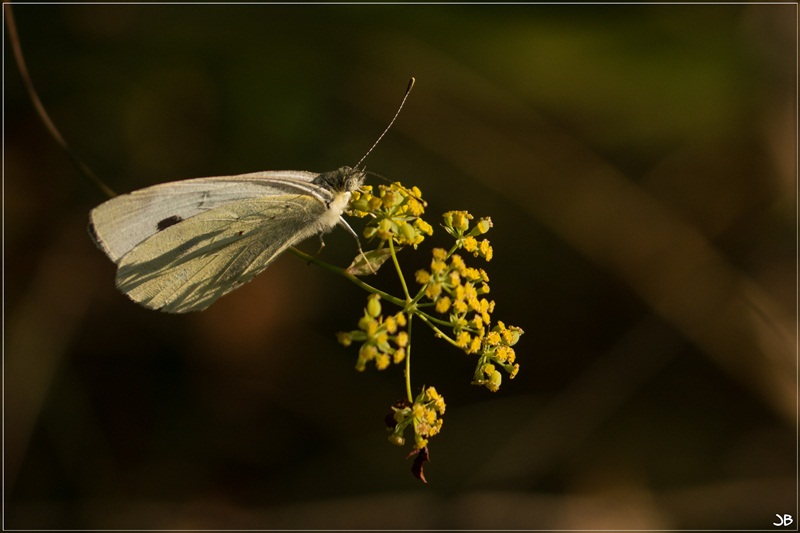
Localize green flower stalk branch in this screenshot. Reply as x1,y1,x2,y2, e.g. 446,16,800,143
299,181,524,482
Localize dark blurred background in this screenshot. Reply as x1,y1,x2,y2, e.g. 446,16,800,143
4,4,795,530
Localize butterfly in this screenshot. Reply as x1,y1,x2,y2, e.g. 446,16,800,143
89,78,414,313
89,167,365,312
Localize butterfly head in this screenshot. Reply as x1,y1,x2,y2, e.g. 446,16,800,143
316,166,367,194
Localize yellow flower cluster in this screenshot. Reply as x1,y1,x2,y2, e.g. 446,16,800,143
347,182,433,248
442,211,493,260
336,294,408,371
337,191,525,473
416,212,523,391
387,386,446,450
416,250,494,354
473,321,523,392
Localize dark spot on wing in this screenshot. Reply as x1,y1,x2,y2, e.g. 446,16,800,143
157,215,183,231
237,230,244,236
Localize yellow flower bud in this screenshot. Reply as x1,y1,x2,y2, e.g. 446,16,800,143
400,222,416,242
415,219,433,235
336,332,353,347
424,409,436,424
378,218,393,234
388,434,405,446
435,297,451,314
432,248,447,261
359,344,377,361
468,336,482,354
367,294,382,318
480,240,493,261
488,370,502,392
376,353,391,370
442,211,453,227
395,331,409,347
486,331,501,346
382,190,400,208
358,315,372,330
463,236,478,252
415,269,431,284
349,199,370,212
425,282,442,299
453,211,470,232
455,331,471,348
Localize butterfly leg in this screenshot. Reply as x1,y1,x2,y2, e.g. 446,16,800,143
338,217,375,274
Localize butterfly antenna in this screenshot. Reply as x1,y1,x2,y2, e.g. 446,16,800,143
354,77,415,169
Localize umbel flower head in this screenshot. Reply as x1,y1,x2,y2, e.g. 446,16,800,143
336,294,408,371
384,386,445,483
442,210,493,261
335,183,525,481
347,182,433,248
415,250,493,352
472,321,523,392
413,212,523,392
386,386,446,450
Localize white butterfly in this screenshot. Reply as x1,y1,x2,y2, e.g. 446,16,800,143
89,78,414,313
89,167,365,313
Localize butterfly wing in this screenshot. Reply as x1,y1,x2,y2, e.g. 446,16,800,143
114,194,329,313
89,170,326,262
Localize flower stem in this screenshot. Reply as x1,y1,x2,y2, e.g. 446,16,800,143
287,247,405,307
389,238,411,302
405,314,414,402
415,312,460,348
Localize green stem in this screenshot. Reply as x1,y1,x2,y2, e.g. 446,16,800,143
287,247,405,307
404,314,414,402
416,310,453,328
388,238,411,302
289,244,418,403
410,283,430,307
445,241,462,260
415,312,460,349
